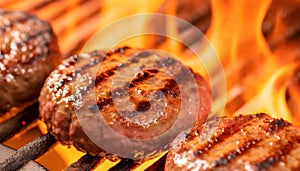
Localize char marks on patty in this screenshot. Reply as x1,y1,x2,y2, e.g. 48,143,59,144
39,47,211,158
165,113,300,171
0,10,61,114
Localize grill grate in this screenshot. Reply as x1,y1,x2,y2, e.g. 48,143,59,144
2,0,286,170
0,0,299,170
65,154,104,171
0,103,39,143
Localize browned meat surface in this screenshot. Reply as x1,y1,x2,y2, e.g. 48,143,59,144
165,113,300,171
0,10,61,114
39,47,211,158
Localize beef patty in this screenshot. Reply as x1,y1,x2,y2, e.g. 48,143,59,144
165,113,300,171
0,10,61,114
38,47,211,158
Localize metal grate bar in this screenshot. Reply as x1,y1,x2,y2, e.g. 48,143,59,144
108,158,140,171
1,0,54,11
44,0,103,55
59,11,102,55
0,102,39,143
33,0,87,21
0,133,56,171
27,0,56,12
51,0,101,36
65,154,104,171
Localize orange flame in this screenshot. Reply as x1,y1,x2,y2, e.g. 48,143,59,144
206,0,300,122
236,63,300,125
208,0,279,91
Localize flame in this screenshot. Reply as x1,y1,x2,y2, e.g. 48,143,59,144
206,0,300,122
89,0,165,49
208,0,279,93
157,0,183,55
236,63,300,125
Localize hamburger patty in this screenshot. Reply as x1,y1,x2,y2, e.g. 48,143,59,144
0,10,61,114
165,113,300,171
38,47,211,158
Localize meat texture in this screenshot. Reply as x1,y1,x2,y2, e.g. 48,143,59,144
38,47,211,158
0,10,61,114
165,113,300,171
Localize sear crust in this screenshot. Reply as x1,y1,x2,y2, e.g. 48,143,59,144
38,47,211,158
0,10,61,114
165,113,300,171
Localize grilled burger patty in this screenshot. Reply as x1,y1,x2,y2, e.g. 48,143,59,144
0,10,61,113
165,113,300,171
39,47,211,157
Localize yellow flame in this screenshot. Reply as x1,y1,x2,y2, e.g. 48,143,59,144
207,0,278,93
236,63,299,125
91,0,165,49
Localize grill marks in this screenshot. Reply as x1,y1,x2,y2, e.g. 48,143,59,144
186,115,256,158
268,118,291,132
276,141,300,170
83,49,161,112
52,52,105,92
0,12,49,47
48,56,78,92
71,49,183,114
40,47,212,157
167,114,300,171
253,136,300,170
112,69,183,120
0,10,61,112
0,10,58,75
21,30,52,62
76,48,185,127
50,48,157,112
130,69,158,87
211,115,297,170
213,139,261,167
96,98,113,110
94,66,118,86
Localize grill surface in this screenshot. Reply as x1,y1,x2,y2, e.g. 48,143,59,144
0,0,300,170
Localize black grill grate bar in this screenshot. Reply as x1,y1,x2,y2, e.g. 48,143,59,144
108,158,140,171
27,0,56,12
65,154,105,171
0,102,39,143
0,133,56,171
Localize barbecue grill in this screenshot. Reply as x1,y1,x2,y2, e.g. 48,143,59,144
0,0,300,170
